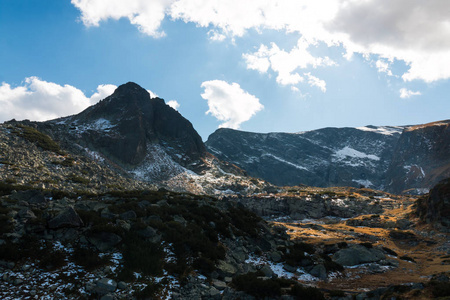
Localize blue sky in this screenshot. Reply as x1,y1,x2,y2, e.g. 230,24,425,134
1,0,449,140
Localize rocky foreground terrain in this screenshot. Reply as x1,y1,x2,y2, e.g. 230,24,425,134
0,178,449,299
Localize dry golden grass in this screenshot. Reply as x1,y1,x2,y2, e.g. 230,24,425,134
273,202,450,293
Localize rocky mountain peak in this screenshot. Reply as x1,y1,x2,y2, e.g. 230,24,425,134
47,82,206,169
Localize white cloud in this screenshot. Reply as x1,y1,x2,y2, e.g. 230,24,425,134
207,30,226,41
305,73,326,92
167,100,180,110
375,59,393,76
0,77,116,122
243,39,334,88
71,0,172,38
72,0,450,83
201,80,263,129
399,88,421,99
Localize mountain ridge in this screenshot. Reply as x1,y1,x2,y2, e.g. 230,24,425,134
206,120,450,194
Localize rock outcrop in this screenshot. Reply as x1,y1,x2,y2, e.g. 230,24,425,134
416,178,450,231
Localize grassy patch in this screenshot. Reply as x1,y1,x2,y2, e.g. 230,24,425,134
232,271,324,299
16,125,64,155
68,174,90,185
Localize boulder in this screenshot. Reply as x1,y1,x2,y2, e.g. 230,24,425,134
87,232,122,251
96,278,117,294
217,260,237,277
119,210,137,220
333,244,385,266
48,207,83,229
212,279,227,290
310,264,327,280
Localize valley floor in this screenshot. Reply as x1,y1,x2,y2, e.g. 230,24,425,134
274,202,450,298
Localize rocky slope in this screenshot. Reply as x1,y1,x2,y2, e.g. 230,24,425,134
206,120,450,194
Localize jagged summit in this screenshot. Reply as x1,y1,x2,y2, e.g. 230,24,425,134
47,82,205,168
38,82,257,194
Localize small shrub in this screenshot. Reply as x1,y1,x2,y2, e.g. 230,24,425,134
428,280,450,298
328,290,346,297
360,242,373,248
337,242,348,249
232,272,282,298
227,206,262,237
289,284,325,300
68,174,90,185
283,242,315,267
118,234,164,280
39,249,67,270
77,209,105,227
17,125,64,155
4,178,17,184
72,246,110,271
134,282,162,299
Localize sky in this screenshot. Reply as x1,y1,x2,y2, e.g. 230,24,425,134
1,0,449,141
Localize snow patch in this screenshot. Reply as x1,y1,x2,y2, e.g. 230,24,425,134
353,179,374,187
356,126,403,136
262,153,309,171
332,146,380,167
84,148,104,162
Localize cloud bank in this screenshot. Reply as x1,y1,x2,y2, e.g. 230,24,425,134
0,77,116,122
201,80,263,129
72,0,450,84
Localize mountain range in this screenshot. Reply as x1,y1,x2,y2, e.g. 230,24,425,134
207,121,450,195
3,82,449,194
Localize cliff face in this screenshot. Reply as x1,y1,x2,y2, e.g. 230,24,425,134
385,120,450,194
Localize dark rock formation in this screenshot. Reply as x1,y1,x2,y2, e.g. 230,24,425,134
333,244,385,266
55,82,206,169
416,178,450,231
385,120,450,194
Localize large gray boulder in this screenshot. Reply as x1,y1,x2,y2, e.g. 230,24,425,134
333,244,385,266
